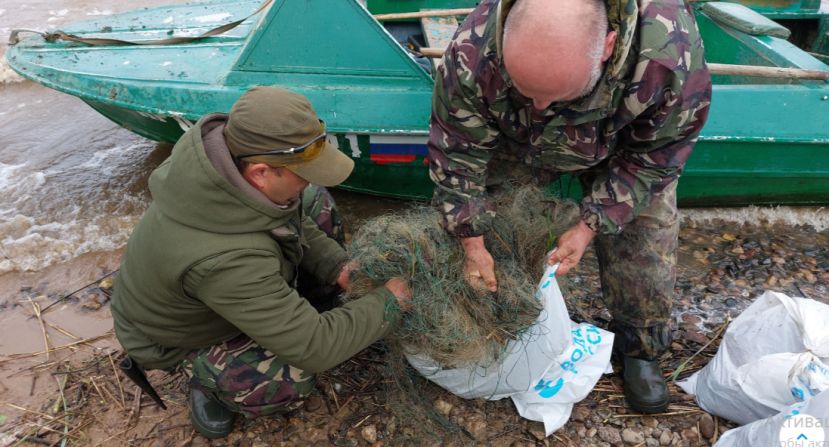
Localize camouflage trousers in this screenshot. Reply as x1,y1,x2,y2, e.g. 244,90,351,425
181,334,315,419
178,185,342,418
592,182,677,360
490,165,677,360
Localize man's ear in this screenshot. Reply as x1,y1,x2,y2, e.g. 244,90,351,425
241,162,271,191
602,31,617,62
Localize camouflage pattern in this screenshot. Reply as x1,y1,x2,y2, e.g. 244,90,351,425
592,181,678,360
428,0,712,237
181,334,315,418
302,184,345,246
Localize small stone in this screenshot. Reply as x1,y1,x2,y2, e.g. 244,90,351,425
304,394,323,412
659,430,672,446
734,279,749,288
642,417,659,428
722,233,737,241
731,246,744,255
685,329,710,345
773,256,786,265
699,413,715,439
725,297,738,308
681,427,699,441
598,426,622,444
587,427,598,438
98,277,114,289
82,294,102,310
227,432,243,445
803,270,817,283
361,425,377,444
622,428,645,445
465,417,487,441
572,406,589,422
645,438,660,447
434,399,453,417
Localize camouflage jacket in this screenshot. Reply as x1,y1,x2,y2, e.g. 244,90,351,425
428,0,712,236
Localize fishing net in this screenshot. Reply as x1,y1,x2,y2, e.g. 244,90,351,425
345,186,580,368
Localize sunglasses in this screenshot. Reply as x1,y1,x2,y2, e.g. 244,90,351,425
235,121,327,165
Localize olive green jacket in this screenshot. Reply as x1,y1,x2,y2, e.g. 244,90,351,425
112,114,397,372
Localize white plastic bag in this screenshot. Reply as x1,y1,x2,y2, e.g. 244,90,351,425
715,389,829,447
407,264,614,436
406,264,572,400
679,291,829,425
511,321,614,435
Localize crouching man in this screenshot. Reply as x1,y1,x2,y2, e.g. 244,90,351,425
112,86,410,438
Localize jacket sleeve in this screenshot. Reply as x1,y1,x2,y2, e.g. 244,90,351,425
185,250,399,373
427,37,502,238
299,216,348,285
581,47,711,235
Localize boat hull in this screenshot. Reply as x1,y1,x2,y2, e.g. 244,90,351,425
8,0,829,205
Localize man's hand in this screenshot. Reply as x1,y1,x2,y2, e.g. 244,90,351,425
384,277,413,311
461,236,498,292
336,260,358,290
548,220,597,275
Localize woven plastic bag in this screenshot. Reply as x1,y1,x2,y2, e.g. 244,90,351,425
679,291,829,425
407,264,614,435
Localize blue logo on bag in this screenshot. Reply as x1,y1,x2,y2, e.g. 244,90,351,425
535,378,565,398
534,325,603,399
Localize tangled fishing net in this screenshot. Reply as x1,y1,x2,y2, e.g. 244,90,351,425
345,186,579,368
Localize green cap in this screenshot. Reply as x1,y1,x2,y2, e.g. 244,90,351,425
224,86,354,187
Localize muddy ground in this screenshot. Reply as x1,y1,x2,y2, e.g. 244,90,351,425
0,213,827,446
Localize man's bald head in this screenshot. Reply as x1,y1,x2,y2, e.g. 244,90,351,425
503,0,616,109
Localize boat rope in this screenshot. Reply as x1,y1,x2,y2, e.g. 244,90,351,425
9,0,272,47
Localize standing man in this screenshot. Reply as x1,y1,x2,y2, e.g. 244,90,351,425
113,86,410,438
428,0,711,413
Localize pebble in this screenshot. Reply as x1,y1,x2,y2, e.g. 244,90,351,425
622,428,644,444
434,399,453,417
82,293,102,310
361,425,377,444
645,438,660,447
304,394,322,412
659,430,672,446
465,417,487,441
681,427,699,442
699,413,715,439
587,427,598,438
571,406,589,422
642,417,659,428
98,277,114,289
598,426,622,444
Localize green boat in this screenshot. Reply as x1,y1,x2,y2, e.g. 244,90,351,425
7,0,829,204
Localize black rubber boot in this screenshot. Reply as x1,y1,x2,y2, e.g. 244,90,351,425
189,388,237,439
622,356,670,414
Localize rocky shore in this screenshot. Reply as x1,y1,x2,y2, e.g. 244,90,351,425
1,211,827,446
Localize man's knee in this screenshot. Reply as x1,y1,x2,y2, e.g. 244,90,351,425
182,337,316,418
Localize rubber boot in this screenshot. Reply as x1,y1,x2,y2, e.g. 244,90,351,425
622,356,670,414
189,388,237,439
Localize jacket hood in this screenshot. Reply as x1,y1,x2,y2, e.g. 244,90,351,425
149,114,300,234
495,0,638,114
